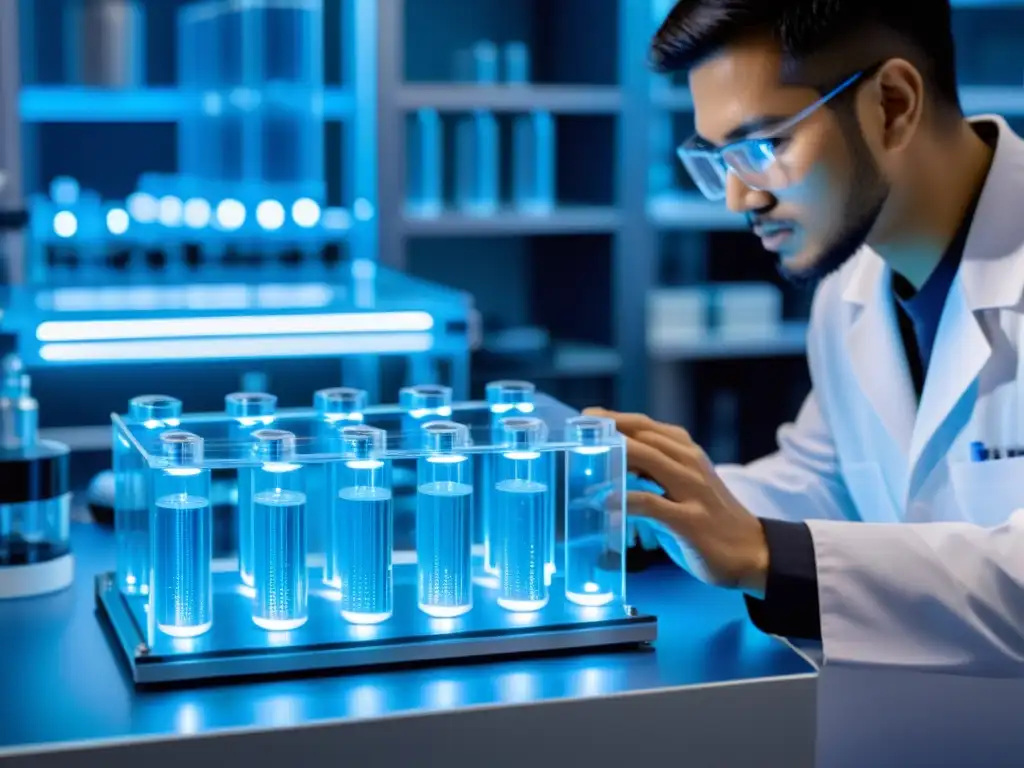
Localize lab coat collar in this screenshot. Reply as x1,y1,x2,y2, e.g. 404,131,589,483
958,115,1024,312
842,115,1024,310
841,115,1024,480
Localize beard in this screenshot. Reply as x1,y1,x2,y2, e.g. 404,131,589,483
761,128,891,288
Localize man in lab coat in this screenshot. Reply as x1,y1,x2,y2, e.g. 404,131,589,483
593,0,1024,674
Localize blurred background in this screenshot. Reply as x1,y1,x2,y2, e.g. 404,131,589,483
1,0,1023,476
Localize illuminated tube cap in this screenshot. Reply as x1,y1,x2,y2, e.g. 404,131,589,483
225,391,277,418
422,420,471,453
500,416,548,451
314,387,368,417
253,428,297,463
341,424,387,460
485,380,535,408
129,395,182,423
161,431,203,466
567,415,616,446
399,384,452,412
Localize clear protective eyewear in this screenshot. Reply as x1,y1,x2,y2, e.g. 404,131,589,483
677,71,867,201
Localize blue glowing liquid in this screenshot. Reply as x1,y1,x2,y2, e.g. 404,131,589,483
336,487,393,624
417,481,473,618
252,489,308,631
152,494,212,638
495,479,549,611
238,468,254,587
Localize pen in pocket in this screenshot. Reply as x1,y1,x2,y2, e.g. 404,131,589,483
971,441,1024,462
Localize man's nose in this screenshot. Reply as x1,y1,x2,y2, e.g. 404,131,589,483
724,172,776,214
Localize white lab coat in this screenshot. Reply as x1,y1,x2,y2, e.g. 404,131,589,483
662,115,1024,675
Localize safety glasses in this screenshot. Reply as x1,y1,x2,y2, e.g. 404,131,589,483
676,70,868,201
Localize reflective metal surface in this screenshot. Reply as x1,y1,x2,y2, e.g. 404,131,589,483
0,523,810,754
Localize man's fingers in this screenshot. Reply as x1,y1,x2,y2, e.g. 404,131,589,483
633,429,704,471
583,408,660,436
625,436,704,497
627,491,694,535
583,408,695,444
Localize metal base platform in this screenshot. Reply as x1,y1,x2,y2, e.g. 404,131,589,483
95,565,658,685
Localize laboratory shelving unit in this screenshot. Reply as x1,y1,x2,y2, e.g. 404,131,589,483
10,0,1024,437
370,0,1024,436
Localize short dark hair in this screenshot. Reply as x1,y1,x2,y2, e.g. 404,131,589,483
650,0,961,111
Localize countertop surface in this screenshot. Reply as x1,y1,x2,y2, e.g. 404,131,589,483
0,523,812,755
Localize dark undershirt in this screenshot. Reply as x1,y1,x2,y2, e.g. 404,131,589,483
742,125,994,639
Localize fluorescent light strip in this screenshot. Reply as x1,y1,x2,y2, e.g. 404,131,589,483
38,332,434,363
36,311,434,342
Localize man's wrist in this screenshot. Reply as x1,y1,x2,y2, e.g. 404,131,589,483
739,519,770,598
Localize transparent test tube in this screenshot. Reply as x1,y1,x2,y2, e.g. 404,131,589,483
400,384,453,448
482,381,536,580
565,416,621,607
115,395,182,596
494,416,551,612
505,42,555,214
150,431,212,639
251,429,308,631
333,425,392,624
314,387,368,589
226,391,278,589
417,421,474,618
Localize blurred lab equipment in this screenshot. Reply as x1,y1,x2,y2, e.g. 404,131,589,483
0,355,73,599
454,42,500,215
63,0,146,87
505,42,556,214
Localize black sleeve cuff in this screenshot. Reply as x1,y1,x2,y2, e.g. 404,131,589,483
744,518,822,640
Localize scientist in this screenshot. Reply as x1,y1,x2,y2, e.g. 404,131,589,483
596,0,1024,674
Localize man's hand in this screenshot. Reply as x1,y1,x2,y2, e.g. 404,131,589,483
585,408,770,596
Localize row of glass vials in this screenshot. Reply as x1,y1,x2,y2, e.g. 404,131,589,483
115,382,625,639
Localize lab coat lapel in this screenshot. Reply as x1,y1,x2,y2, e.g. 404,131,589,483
908,276,989,471
909,115,1024,475
843,252,916,455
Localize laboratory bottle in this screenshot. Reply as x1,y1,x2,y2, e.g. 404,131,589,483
505,42,555,214
454,41,499,215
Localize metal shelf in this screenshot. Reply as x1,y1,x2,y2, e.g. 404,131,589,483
648,321,808,362
19,87,355,123
647,193,746,230
402,206,623,237
397,84,623,113
651,85,1024,116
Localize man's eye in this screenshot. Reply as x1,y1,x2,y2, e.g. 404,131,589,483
769,136,793,152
